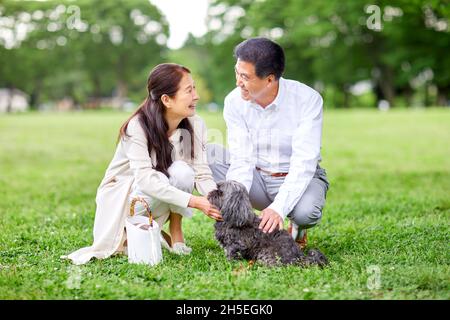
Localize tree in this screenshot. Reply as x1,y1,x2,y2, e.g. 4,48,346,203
0,0,169,108
199,0,450,107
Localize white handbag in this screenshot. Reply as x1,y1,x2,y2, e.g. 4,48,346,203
125,197,162,266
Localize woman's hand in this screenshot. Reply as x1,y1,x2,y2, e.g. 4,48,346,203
188,196,223,221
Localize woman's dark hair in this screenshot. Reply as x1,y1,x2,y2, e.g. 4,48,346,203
234,37,285,80
119,63,194,177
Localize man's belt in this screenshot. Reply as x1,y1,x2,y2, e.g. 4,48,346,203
256,167,288,177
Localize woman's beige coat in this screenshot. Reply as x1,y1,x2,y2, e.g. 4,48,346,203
63,114,216,265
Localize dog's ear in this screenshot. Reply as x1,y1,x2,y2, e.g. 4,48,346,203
221,190,254,227
207,188,223,209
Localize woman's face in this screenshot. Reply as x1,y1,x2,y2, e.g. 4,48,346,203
164,72,199,119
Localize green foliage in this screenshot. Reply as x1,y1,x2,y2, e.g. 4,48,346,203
167,42,214,107
0,0,449,108
0,0,168,107
200,0,450,107
0,109,449,299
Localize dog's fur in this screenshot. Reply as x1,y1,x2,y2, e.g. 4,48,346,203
208,181,328,267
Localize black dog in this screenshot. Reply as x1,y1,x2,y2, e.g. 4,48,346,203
208,181,328,267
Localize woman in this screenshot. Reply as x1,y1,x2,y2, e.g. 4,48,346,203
64,63,221,265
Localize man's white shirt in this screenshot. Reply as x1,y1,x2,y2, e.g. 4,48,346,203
224,77,324,220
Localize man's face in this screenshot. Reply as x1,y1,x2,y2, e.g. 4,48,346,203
235,59,270,103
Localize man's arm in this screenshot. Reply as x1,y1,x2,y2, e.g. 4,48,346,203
223,97,255,192
260,92,323,232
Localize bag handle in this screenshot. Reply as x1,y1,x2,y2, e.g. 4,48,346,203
129,197,154,227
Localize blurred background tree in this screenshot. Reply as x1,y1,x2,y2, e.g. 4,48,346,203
0,0,168,110
198,0,449,108
0,0,448,111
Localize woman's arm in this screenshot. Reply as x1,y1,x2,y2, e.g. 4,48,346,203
125,116,221,221
125,117,192,208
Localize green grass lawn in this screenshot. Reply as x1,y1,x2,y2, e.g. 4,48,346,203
0,108,449,299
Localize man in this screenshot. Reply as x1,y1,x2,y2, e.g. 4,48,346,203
208,37,329,250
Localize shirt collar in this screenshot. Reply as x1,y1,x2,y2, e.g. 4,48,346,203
250,77,284,112
168,129,181,143
269,77,284,110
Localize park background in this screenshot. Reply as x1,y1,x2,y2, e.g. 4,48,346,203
0,0,449,299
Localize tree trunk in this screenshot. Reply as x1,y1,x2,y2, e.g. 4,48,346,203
6,85,13,113
436,85,449,106
379,66,395,107
116,54,128,109
29,79,42,110
116,78,128,100
373,83,384,108
88,75,102,109
342,85,350,108
403,86,413,107
424,83,431,107
69,83,81,110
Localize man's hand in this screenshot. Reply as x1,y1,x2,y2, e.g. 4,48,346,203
258,208,283,233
